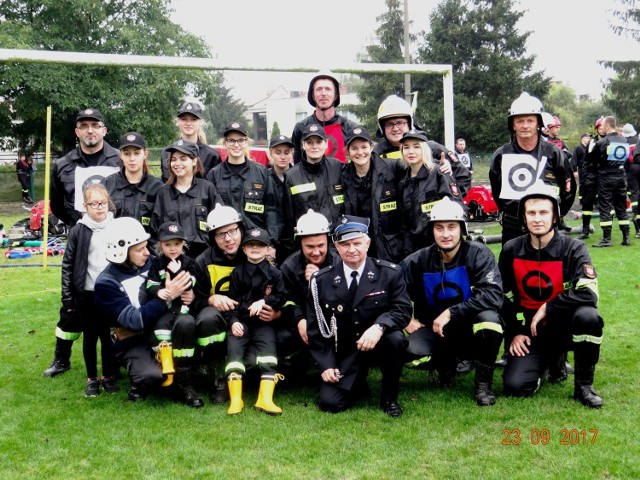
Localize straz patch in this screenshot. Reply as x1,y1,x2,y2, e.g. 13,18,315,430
380,201,397,212
583,264,596,279
244,202,265,214
513,259,563,310
421,201,438,213
450,183,460,197
333,194,345,205
199,220,208,231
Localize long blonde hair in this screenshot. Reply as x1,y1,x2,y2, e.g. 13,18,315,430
401,140,434,172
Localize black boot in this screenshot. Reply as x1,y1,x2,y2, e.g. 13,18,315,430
173,368,204,408
576,226,590,240
621,226,631,246
592,227,612,248
547,353,568,383
208,362,228,404
558,218,572,233
474,362,497,406
573,365,603,409
43,338,73,377
634,218,640,239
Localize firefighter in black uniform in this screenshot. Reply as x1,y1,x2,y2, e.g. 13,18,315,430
398,129,464,256
306,215,412,417
400,198,504,406
373,95,471,197
291,72,357,164
490,92,576,246
500,182,604,408
206,122,283,253
150,139,220,259
16,152,33,203
103,132,163,234
160,101,221,182
631,140,640,239
191,204,247,403
282,124,345,249
50,108,120,228
44,108,120,378
578,117,605,240
279,210,341,380
342,126,406,263
591,116,632,247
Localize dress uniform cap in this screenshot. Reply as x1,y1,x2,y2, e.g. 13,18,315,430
166,139,199,157
333,215,370,243
157,222,187,242
241,228,271,247
301,124,327,141
76,108,104,122
223,122,249,137
177,101,204,119
345,126,372,147
119,132,146,149
269,134,294,149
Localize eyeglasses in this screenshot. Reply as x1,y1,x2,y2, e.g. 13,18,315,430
384,120,408,130
77,123,104,131
86,201,108,209
214,227,239,240
226,138,247,146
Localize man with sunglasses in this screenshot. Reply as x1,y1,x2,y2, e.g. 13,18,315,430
50,108,120,229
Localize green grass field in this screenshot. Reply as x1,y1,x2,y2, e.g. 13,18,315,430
0,199,638,479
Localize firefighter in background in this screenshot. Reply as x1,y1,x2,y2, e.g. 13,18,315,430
500,183,604,408
621,124,640,239
454,138,473,175
95,217,199,405
489,92,576,246
342,126,406,263
373,95,471,197
578,117,606,240
291,72,357,164
279,210,341,381
16,152,34,203
398,129,464,256
306,215,412,417
591,116,632,247
400,197,503,405
543,114,573,233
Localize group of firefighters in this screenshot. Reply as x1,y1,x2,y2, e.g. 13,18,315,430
38,72,618,416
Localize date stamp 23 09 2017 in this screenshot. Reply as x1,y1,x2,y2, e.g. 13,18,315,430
502,428,599,445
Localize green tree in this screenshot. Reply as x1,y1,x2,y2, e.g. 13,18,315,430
350,0,410,134
0,0,223,152
603,0,640,127
202,81,247,143
271,122,281,137
413,0,550,152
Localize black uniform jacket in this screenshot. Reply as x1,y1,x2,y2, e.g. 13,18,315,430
592,132,629,175
50,142,120,226
398,165,463,256
192,247,246,315
206,159,283,242
490,138,576,219
400,241,503,325
342,154,407,263
103,168,163,231
282,156,345,240
291,113,358,164
150,178,220,251
499,230,599,339
61,223,93,309
306,257,412,390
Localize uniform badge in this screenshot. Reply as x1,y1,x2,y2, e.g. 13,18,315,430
232,122,240,129
366,271,375,280
186,103,193,110
337,305,344,312
85,109,93,115
583,264,596,278
333,275,342,286
354,128,362,134
450,183,460,197
250,229,261,237
254,183,263,190
310,125,319,132
168,224,178,233
127,134,136,141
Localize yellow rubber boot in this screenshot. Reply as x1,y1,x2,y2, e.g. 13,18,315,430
158,341,175,387
254,374,284,415
227,373,244,415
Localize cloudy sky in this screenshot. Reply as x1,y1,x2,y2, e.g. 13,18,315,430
170,0,637,104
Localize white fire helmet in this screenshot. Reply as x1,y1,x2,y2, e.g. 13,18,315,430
294,209,331,237
428,197,468,236
508,92,544,132
206,203,243,232
377,95,414,133
105,217,150,264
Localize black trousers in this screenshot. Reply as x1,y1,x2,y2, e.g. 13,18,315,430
226,320,277,376
319,330,408,413
79,292,117,379
597,173,628,226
